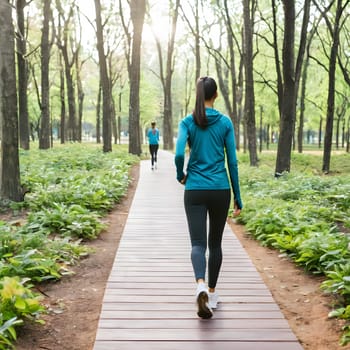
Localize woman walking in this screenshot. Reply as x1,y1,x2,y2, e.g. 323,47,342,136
175,76,243,319
147,121,160,170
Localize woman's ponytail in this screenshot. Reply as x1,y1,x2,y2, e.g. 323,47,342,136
192,76,217,129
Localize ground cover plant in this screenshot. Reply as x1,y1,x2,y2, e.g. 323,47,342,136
235,151,350,345
0,144,138,349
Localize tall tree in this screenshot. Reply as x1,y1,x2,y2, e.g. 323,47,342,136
274,0,310,175
94,0,112,152
222,0,243,148
96,82,102,143
204,1,243,150
58,35,66,144
316,0,350,172
180,0,201,81
104,5,127,146
16,0,31,150
72,7,84,143
152,0,180,150
39,0,52,149
56,0,80,142
0,0,22,201
127,0,146,155
242,0,258,166
297,14,318,153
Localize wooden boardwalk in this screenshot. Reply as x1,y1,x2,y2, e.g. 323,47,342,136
93,150,303,350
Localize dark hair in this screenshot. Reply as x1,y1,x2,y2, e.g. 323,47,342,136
192,76,217,129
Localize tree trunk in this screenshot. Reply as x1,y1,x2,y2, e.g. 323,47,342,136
16,0,30,150
297,56,308,153
275,1,296,175
180,1,201,82
76,56,84,142
56,1,80,142
271,0,283,115
223,0,240,147
162,0,180,151
59,51,66,144
96,82,102,144
322,0,343,173
336,115,340,149
215,59,233,125
242,0,258,166
111,98,118,144
39,0,51,150
0,0,22,202
62,48,77,141
128,0,145,155
318,117,322,149
163,88,173,150
184,59,192,116
94,0,112,152
297,14,315,153
194,0,200,81
346,118,349,153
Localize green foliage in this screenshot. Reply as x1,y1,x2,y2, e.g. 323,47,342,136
329,306,350,346
322,264,350,301
26,204,105,239
18,144,135,214
0,277,44,349
0,316,23,349
236,152,350,345
0,143,138,347
0,277,44,321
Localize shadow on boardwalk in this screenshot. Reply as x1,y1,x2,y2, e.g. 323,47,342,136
93,150,303,350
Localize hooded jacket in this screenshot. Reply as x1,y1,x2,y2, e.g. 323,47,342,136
175,107,243,209
147,127,160,145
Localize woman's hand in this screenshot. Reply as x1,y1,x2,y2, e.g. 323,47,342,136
233,201,241,217
180,175,187,185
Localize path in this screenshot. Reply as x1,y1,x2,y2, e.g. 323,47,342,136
93,150,303,350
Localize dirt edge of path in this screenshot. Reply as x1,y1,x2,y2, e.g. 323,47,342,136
229,219,347,350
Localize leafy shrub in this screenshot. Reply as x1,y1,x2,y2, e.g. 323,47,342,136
26,203,105,239
0,143,138,347
0,277,44,348
236,153,350,345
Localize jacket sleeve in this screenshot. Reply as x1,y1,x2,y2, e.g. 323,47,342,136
225,120,243,209
174,120,188,182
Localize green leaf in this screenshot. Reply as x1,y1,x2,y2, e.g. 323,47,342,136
14,298,26,310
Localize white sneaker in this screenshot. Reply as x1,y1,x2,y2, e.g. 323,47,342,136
196,283,213,319
208,291,219,309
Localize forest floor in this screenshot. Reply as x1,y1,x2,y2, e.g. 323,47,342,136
13,164,348,350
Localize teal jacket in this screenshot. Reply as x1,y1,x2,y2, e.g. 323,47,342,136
174,108,243,209
147,128,160,145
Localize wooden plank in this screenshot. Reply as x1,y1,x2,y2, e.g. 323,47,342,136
102,288,272,296
102,295,275,303
97,318,290,329
98,310,286,319
105,282,269,290
95,328,298,341
100,302,281,312
107,276,266,283
94,342,303,350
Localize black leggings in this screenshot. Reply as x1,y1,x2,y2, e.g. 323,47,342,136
149,144,159,165
184,189,231,289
